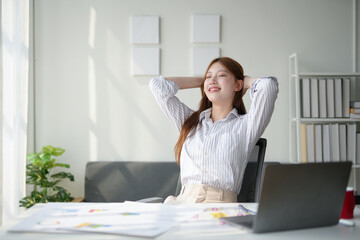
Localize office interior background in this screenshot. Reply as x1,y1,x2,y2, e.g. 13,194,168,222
1,0,360,224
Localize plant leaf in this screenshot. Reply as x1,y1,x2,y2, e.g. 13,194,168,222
53,163,70,168
22,145,73,208
43,145,65,156
51,172,74,181
27,153,40,162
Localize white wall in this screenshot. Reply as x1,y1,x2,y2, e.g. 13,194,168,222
34,0,357,197
0,2,3,223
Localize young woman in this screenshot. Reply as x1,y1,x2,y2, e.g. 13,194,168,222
149,57,278,203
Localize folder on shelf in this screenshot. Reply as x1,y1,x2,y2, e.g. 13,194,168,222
322,124,331,162
342,78,350,118
330,123,340,162
339,124,347,161
301,78,311,118
311,78,319,118
319,79,327,118
347,124,356,164
357,133,360,164
326,78,335,118
314,124,323,163
300,124,308,163
306,124,315,163
334,78,343,118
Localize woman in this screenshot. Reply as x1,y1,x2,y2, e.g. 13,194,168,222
149,57,278,203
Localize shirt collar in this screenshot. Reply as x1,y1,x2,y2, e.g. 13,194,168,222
199,108,212,120
199,107,241,121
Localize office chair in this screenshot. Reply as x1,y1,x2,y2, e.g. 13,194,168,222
238,138,267,202
174,138,267,203
84,138,267,203
84,161,180,202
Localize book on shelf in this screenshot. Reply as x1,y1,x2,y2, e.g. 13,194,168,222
347,124,356,164
349,104,360,118
300,124,308,163
350,101,360,108
339,124,347,161
314,124,323,162
322,124,331,162
342,78,350,118
301,78,311,118
300,78,352,119
334,78,343,118
319,79,327,118
350,108,360,114
357,133,360,164
330,123,340,162
300,123,357,163
306,124,315,163
311,78,319,118
326,78,335,118
350,113,360,119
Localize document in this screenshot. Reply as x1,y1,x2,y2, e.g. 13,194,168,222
9,202,205,238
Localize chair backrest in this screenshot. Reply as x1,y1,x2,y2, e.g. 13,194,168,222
174,138,267,203
237,138,267,202
84,161,180,202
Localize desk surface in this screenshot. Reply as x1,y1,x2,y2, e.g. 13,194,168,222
0,203,360,240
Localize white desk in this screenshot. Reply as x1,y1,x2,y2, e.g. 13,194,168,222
0,203,359,240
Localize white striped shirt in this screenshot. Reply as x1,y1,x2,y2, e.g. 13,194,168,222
149,76,278,193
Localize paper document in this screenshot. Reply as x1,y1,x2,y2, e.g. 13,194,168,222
173,203,258,236
9,202,205,238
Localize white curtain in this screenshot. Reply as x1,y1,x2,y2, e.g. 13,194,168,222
1,0,30,224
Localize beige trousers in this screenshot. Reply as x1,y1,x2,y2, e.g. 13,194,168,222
164,184,237,204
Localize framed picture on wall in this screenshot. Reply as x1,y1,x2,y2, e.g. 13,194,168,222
131,47,160,75
131,15,160,44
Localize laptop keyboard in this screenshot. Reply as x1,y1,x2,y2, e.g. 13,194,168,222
222,215,255,228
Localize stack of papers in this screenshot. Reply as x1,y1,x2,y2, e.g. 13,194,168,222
9,202,257,238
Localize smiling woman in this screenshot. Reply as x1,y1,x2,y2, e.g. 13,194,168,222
149,57,279,204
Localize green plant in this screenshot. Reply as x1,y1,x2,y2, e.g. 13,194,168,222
19,145,75,208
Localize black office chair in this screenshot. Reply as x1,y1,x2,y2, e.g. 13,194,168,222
174,138,267,203
238,138,267,202
84,162,180,202
84,138,267,203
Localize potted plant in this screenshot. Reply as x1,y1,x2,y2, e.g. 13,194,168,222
19,145,75,208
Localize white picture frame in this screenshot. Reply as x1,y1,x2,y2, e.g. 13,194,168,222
131,47,160,75
192,15,220,43
193,47,220,76
131,15,159,44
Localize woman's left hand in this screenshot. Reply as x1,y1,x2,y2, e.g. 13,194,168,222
242,76,257,96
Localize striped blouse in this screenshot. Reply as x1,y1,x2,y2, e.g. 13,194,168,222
149,76,278,193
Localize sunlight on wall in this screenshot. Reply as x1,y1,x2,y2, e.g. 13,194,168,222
88,7,96,49
88,56,96,124
88,6,98,162
88,55,97,162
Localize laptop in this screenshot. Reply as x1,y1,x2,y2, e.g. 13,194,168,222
222,162,352,233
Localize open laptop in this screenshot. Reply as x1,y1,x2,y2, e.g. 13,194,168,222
222,162,352,233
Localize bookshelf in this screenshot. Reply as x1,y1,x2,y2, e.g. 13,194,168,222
289,53,360,194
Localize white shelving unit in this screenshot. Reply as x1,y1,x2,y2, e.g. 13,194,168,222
289,53,360,193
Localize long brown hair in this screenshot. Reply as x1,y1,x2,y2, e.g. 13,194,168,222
174,57,246,164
